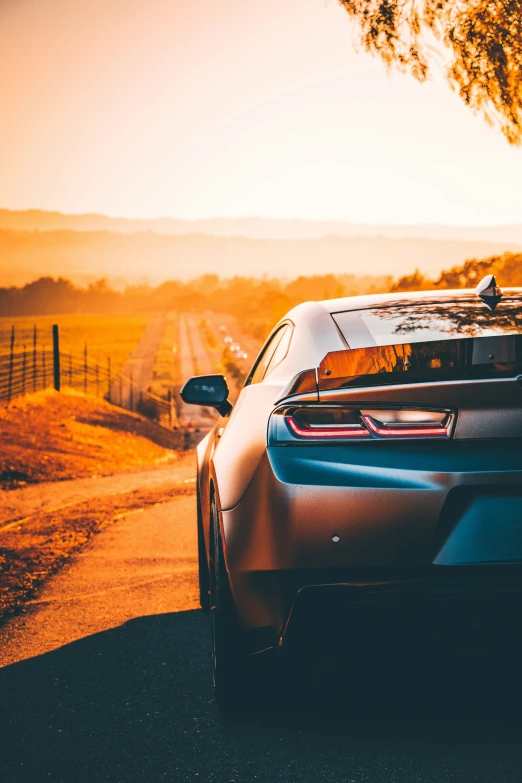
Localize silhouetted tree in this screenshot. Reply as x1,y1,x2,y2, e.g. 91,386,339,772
436,253,522,288
392,268,431,292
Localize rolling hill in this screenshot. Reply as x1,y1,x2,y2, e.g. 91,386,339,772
1,209,521,287
1,227,521,287
1,208,522,243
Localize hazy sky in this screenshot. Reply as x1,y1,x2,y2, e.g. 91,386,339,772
1,0,522,225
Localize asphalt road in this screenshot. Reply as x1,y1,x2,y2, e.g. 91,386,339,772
178,314,218,432
2,483,522,781
0,496,199,667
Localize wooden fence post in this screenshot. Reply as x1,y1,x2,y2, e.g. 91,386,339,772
69,352,73,387
130,371,134,411
42,347,47,388
22,345,27,394
7,325,14,403
52,324,60,391
107,356,112,402
33,324,37,392
84,343,88,393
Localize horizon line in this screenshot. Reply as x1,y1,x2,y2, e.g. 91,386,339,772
1,206,521,230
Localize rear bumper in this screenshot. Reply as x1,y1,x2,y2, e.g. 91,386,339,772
281,570,522,651
220,442,522,641
240,568,522,655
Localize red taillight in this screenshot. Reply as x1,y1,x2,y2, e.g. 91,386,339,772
361,414,451,439
278,406,455,442
286,415,370,439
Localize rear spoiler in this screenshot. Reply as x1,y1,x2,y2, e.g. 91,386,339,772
280,334,522,399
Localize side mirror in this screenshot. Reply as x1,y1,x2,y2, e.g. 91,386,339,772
180,374,232,416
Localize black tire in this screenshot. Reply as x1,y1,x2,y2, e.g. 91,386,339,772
209,496,252,712
196,484,210,612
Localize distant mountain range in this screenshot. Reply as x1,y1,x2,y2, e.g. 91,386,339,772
0,209,520,288
2,208,522,244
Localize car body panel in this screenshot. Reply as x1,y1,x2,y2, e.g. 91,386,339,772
211,381,287,511
220,439,522,635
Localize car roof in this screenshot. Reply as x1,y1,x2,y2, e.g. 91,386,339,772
282,286,522,329
316,286,522,314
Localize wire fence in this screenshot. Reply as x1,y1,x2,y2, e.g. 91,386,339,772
0,324,179,429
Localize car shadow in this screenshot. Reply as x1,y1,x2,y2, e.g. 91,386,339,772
1,609,522,783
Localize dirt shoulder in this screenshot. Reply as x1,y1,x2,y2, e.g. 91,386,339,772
0,389,186,489
0,459,196,528
0,480,196,624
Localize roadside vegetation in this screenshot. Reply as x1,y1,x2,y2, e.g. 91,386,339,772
392,252,522,294
221,349,247,394
0,389,184,489
197,317,218,358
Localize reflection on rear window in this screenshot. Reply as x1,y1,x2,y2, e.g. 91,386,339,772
333,299,522,349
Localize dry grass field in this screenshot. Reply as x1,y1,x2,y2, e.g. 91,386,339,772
0,314,151,378
0,388,186,488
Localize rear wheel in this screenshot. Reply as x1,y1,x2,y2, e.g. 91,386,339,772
209,496,253,712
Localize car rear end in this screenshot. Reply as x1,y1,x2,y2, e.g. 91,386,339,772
221,289,522,656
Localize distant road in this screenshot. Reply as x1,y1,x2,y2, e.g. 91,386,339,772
205,311,261,365
111,314,166,408
177,314,218,433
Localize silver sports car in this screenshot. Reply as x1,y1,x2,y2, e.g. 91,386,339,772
181,276,522,710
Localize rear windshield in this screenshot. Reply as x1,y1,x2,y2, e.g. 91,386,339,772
333,299,522,349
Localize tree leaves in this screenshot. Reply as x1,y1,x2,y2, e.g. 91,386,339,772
339,0,522,144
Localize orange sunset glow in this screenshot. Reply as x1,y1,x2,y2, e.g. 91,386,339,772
1,0,522,227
